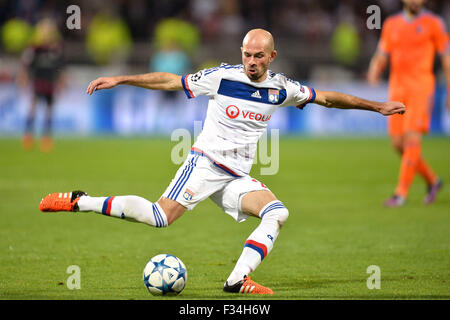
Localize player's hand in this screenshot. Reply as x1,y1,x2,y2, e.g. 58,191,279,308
86,76,120,95
379,101,406,116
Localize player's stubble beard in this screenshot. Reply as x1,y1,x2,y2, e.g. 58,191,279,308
244,64,268,82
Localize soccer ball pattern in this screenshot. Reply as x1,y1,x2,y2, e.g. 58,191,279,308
143,254,187,295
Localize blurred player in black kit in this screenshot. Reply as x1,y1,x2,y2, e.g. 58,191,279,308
19,18,64,152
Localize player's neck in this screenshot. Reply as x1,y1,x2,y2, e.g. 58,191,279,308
403,7,424,21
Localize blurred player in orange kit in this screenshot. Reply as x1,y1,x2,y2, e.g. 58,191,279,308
368,0,450,207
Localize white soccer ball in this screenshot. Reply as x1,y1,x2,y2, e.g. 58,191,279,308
143,254,187,296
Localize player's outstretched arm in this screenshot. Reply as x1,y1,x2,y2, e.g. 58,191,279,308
314,90,405,116
367,52,388,86
86,72,183,95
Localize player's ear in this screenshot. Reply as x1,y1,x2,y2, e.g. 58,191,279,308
269,50,277,62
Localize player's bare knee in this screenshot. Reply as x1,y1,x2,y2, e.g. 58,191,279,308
393,142,403,154
391,137,403,154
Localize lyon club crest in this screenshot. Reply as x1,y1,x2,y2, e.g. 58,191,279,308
268,89,279,103
183,189,194,201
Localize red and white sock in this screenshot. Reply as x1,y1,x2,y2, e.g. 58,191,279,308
226,200,289,285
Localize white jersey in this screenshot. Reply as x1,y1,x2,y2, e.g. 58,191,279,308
181,63,315,176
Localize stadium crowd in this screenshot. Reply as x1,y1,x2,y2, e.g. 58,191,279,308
1,0,449,73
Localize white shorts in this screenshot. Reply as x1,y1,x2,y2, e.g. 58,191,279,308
161,151,270,222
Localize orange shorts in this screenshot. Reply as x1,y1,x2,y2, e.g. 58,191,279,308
388,86,435,137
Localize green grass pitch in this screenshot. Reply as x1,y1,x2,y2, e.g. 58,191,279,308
0,137,448,300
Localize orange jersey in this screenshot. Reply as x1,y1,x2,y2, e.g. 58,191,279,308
378,10,449,90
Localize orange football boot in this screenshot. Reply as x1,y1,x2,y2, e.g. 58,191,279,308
40,136,53,153
22,133,34,151
223,276,274,294
39,190,87,212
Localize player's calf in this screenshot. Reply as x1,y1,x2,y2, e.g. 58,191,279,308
40,191,173,228
98,195,169,227
225,200,289,292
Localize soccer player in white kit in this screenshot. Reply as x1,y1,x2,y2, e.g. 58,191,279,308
40,29,405,294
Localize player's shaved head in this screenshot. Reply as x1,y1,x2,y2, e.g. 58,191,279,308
242,29,274,53
241,29,277,82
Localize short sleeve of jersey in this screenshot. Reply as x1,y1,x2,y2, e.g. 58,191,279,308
432,17,449,55
377,18,392,55
181,66,223,99
281,78,316,109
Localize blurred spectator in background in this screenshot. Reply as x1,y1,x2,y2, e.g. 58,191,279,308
1,18,33,54
191,0,221,39
150,17,200,99
85,8,133,134
148,17,200,132
150,18,199,75
86,8,132,65
217,0,245,37
330,3,361,67
18,17,64,152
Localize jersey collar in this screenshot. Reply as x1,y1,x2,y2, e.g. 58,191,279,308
402,8,427,23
